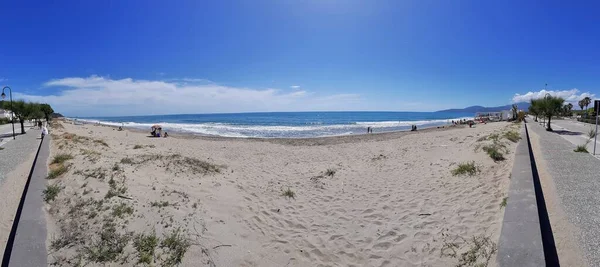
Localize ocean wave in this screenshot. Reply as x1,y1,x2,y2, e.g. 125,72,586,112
73,116,471,138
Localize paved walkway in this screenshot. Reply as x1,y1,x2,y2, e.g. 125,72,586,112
5,135,50,267
0,125,39,184
527,119,600,266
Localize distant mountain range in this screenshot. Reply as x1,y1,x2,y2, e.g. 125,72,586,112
436,102,530,113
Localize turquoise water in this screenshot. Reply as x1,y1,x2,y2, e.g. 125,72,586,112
80,111,473,138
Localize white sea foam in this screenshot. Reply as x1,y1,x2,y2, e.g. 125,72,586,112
73,116,472,138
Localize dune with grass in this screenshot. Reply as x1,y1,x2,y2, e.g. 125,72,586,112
44,120,520,266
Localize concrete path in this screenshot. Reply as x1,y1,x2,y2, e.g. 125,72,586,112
2,134,49,267
0,126,39,184
527,119,600,266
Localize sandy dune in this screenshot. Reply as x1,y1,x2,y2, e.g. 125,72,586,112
44,121,518,266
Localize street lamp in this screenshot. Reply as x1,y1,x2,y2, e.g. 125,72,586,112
1,86,15,140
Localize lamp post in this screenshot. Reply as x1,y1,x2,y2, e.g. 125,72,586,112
1,86,15,140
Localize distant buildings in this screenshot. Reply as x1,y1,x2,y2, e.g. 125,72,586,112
475,110,512,121
0,109,14,119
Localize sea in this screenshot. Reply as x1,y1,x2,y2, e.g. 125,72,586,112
76,111,473,138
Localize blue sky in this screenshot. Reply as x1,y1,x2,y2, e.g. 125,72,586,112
1,0,599,116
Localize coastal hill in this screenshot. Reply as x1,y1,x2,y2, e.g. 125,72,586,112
436,102,530,113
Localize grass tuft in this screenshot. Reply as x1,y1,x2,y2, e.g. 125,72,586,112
441,235,497,267
133,144,143,149
451,161,480,176
52,154,74,164
111,203,134,218
574,145,588,153
588,128,597,139
93,139,109,147
160,228,190,267
482,145,505,161
325,168,336,177
503,131,520,143
282,188,296,199
47,164,69,179
150,201,170,208
43,184,61,202
120,157,135,164
134,231,158,265
500,197,508,208
84,221,130,263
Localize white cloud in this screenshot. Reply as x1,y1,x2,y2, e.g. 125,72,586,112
290,85,300,89
512,88,595,103
15,76,362,117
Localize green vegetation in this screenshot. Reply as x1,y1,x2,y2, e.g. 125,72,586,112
47,164,69,179
503,131,520,143
451,162,480,176
441,235,497,267
500,197,508,208
588,128,597,139
530,94,565,131
51,153,74,164
325,168,336,177
574,145,588,153
282,188,296,199
0,101,55,134
160,228,190,267
84,221,130,263
120,157,135,164
133,144,143,149
94,139,109,147
150,201,170,208
111,203,134,218
482,145,505,161
43,184,61,202
134,231,158,265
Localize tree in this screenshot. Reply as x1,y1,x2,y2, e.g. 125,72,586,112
579,100,585,113
539,94,565,131
40,104,54,122
511,104,518,120
2,100,27,134
529,99,540,122
583,97,592,118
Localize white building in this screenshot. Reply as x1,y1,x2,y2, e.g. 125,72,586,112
0,109,14,119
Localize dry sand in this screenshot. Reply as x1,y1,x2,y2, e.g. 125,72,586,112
44,121,519,266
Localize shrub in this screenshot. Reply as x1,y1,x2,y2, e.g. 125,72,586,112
43,184,61,202
574,145,588,153
325,168,336,177
451,162,480,176
111,203,134,218
133,145,143,149
51,153,73,164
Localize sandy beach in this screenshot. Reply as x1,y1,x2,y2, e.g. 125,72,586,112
44,120,519,266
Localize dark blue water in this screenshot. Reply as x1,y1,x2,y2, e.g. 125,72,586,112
79,111,473,138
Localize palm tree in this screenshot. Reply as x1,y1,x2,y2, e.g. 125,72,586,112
540,94,565,131
583,96,592,118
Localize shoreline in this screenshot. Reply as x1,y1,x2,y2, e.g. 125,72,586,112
63,118,466,145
